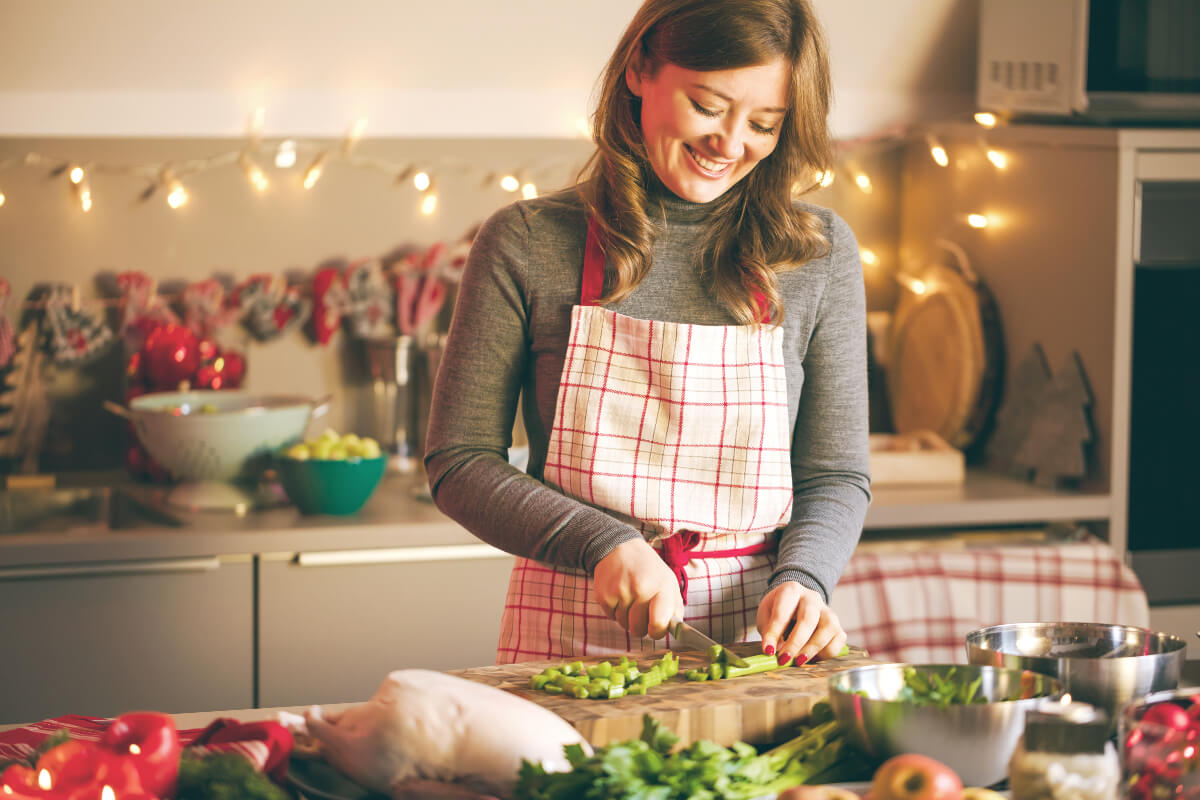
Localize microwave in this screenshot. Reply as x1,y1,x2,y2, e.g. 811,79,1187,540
977,0,1200,123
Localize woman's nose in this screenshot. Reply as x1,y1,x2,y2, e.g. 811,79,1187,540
710,125,744,160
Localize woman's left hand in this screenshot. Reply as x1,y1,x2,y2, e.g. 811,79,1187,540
757,581,846,666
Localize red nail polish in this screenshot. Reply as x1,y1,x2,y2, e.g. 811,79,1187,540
764,644,775,656
778,652,792,666
794,654,809,666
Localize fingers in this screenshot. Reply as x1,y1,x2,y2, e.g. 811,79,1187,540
757,583,799,658
777,600,820,666
646,591,680,641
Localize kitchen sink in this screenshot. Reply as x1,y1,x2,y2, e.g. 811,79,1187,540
0,486,182,534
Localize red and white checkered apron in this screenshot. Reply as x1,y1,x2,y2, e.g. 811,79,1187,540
496,218,794,663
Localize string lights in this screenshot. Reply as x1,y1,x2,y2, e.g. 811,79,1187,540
0,109,580,217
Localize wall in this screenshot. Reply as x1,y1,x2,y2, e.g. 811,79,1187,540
0,0,978,138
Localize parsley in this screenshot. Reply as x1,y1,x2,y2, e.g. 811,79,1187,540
515,704,860,800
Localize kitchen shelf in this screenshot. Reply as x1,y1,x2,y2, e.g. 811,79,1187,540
865,468,1111,530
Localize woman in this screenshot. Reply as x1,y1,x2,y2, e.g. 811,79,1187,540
425,0,870,667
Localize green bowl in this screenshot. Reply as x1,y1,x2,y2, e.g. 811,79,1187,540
276,454,387,515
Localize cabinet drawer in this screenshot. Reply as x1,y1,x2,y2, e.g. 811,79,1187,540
0,556,253,723
257,546,514,708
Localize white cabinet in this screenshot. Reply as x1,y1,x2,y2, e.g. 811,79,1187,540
256,545,515,708
0,555,253,722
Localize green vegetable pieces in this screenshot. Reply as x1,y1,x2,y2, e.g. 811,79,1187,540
895,666,986,709
175,751,289,800
514,703,859,800
529,653,679,700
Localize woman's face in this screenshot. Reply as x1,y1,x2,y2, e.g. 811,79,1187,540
627,56,790,204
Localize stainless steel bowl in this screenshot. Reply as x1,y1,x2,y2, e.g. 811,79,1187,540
966,622,1187,726
827,663,1062,787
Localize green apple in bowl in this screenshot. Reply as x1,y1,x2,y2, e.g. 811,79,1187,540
284,429,383,461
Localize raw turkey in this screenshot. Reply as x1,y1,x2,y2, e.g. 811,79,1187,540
283,669,591,799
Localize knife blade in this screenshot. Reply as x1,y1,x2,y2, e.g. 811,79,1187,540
668,616,749,667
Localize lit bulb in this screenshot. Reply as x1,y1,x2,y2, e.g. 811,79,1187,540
275,140,298,169
930,145,949,167
986,149,1008,169
0,190,6,207
854,173,872,193
166,180,188,209
521,182,538,199
860,248,879,266
342,118,368,154
420,191,438,216
239,152,269,192
500,175,520,192
974,112,998,128
814,168,834,187
73,178,92,212
413,171,431,192
303,152,328,190
69,166,85,184
911,279,927,294
967,213,989,228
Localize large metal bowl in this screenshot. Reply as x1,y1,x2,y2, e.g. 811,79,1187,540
827,663,1062,787
966,622,1187,726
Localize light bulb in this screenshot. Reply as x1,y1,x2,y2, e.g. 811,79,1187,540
967,213,989,228
275,140,298,169
239,152,269,191
69,166,85,184
521,182,538,199
814,169,834,188
303,152,328,190
166,180,188,209
413,171,431,192
854,173,872,193
986,149,1008,169
500,175,520,192
860,248,879,266
0,190,6,207
420,192,438,216
974,112,998,128
930,145,949,167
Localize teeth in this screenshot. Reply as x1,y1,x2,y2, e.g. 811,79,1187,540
689,148,730,173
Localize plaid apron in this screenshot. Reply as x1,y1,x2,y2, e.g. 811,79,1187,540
496,218,794,663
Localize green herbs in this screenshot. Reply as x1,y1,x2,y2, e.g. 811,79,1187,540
514,703,863,800
529,652,679,699
685,645,785,682
175,751,289,800
896,666,985,709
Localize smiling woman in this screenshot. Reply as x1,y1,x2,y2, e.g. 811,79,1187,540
424,0,870,670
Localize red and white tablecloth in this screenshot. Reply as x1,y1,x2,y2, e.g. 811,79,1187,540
830,532,1150,664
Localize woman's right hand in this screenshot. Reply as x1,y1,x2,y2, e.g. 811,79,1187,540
592,539,684,641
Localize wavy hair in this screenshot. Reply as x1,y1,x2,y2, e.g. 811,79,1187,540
579,0,833,325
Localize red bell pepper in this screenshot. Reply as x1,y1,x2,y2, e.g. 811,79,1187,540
99,712,180,798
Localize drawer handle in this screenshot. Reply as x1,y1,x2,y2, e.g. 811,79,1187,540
0,556,223,580
295,544,510,567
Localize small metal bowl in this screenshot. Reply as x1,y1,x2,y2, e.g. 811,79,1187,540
966,622,1187,725
828,663,1062,787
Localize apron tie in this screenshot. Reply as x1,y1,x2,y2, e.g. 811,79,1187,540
656,530,777,603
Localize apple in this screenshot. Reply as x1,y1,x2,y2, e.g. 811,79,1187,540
870,754,963,800
777,786,861,800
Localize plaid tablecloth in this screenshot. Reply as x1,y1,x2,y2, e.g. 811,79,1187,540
830,531,1150,664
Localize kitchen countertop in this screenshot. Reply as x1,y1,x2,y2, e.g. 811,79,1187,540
0,471,484,568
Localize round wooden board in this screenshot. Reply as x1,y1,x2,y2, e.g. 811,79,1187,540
888,263,999,449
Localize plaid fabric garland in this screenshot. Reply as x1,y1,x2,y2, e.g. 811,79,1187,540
829,533,1150,664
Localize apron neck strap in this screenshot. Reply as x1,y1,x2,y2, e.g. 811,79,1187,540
581,216,771,323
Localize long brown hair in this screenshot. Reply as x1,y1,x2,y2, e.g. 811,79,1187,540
580,0,833,325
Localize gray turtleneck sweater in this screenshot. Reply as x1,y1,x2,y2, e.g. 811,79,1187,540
424,184,871,603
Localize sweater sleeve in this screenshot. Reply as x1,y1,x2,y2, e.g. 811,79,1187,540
423,203,642,572
770,211,872,601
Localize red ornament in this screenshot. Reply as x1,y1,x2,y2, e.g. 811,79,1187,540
219,350,247,387
141,323,201,390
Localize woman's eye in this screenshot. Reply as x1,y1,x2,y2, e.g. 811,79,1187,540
690,100,720,118
751,121,777,136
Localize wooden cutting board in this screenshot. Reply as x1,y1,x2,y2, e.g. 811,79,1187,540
448,643,877,748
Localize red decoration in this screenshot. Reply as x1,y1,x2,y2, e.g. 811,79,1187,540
99,712,181,798
140,324,201,390
308,266,349,345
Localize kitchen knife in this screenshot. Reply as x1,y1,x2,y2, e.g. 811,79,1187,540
667,616,749,667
